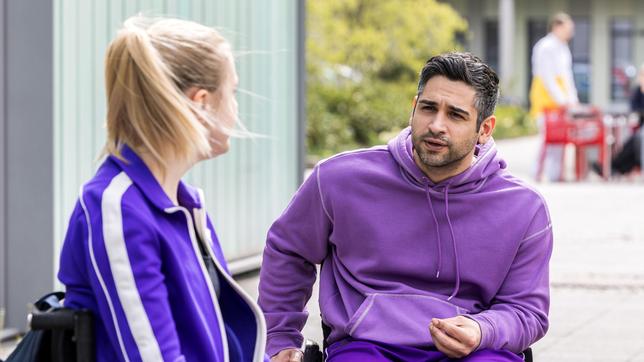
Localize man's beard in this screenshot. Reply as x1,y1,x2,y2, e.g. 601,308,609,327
412,130,478,169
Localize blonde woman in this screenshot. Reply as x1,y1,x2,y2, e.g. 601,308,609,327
57,17,268,361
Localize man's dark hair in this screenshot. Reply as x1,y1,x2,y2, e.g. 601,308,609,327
417,52,500,129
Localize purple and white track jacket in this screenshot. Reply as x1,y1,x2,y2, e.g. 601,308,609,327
58,145,268,362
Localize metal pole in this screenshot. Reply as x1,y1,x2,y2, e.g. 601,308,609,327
499,0,515,92
296,0,306,185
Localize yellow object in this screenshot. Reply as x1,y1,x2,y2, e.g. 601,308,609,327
529,76,568,118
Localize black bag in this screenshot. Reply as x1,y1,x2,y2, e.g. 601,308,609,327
4,292,93,362
4,328,46,362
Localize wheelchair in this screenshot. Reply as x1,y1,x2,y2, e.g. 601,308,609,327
3,292,94,362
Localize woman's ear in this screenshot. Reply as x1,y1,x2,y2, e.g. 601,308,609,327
186,87,209,108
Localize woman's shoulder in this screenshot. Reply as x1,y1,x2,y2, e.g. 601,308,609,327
79,160,151,219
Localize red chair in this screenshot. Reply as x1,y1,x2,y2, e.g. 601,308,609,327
536,106,606,181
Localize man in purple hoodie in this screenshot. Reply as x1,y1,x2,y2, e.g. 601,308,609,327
259,53,552,361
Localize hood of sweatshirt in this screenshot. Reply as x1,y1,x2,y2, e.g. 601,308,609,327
388,127,507,194
388,127,507,300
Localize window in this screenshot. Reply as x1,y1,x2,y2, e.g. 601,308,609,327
527,17,591,103
484,19,499,74
611,18,635,101
570,17,591,103
527,19,548,95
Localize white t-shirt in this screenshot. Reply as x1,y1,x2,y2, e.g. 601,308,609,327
531,33,579,105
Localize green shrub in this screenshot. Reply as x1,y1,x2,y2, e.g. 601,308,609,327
492,105,538,140
305,1,536,164
306,0,467,162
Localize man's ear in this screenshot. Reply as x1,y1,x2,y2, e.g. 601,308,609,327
478,115,496,144
409,95,418,126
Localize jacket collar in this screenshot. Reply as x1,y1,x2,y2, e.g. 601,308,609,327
109,144,203,211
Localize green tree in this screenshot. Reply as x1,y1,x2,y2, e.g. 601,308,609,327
306,0,468,161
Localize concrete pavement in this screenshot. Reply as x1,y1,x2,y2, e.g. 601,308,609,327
529,183,644,361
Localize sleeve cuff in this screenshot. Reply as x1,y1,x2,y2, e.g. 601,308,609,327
266,332,304,358
464,313,495,351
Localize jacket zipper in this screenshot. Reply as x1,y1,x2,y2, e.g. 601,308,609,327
165,206,230,362
191,191,267,362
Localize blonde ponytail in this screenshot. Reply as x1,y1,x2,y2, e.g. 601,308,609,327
104,16,234,167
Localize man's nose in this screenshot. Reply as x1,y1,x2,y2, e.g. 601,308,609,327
427,111,448,133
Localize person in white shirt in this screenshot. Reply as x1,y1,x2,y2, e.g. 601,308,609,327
530,13,577,181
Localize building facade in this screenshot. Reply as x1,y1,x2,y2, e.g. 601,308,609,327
444,0,644,112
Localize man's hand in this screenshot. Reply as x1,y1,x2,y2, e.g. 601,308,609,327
429,316,481,359
270,348,303,362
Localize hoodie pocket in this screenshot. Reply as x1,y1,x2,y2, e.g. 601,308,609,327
344,293,470,347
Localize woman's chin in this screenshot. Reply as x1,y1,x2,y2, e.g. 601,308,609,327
205,143,230,159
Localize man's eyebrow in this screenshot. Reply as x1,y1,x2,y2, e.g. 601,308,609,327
447,105,470,117
418,99,436,106
418,99,470,117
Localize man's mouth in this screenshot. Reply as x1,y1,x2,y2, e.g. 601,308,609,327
423,138,448,151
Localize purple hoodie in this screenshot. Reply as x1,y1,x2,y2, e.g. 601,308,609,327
259,127,552,356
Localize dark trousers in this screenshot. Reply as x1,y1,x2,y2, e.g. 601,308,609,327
326,339,524,362
612,131,642,174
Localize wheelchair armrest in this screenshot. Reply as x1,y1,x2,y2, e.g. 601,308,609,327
29,308,76,330
303,339,323,362
28,308,94,362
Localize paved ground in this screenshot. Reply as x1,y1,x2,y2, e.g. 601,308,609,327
3,136,643,360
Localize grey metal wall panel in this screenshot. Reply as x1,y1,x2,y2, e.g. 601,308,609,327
5,0,54,329
0,0,6,318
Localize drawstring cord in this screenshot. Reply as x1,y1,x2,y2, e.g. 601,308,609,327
425,186,442,278
444,186,461,301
